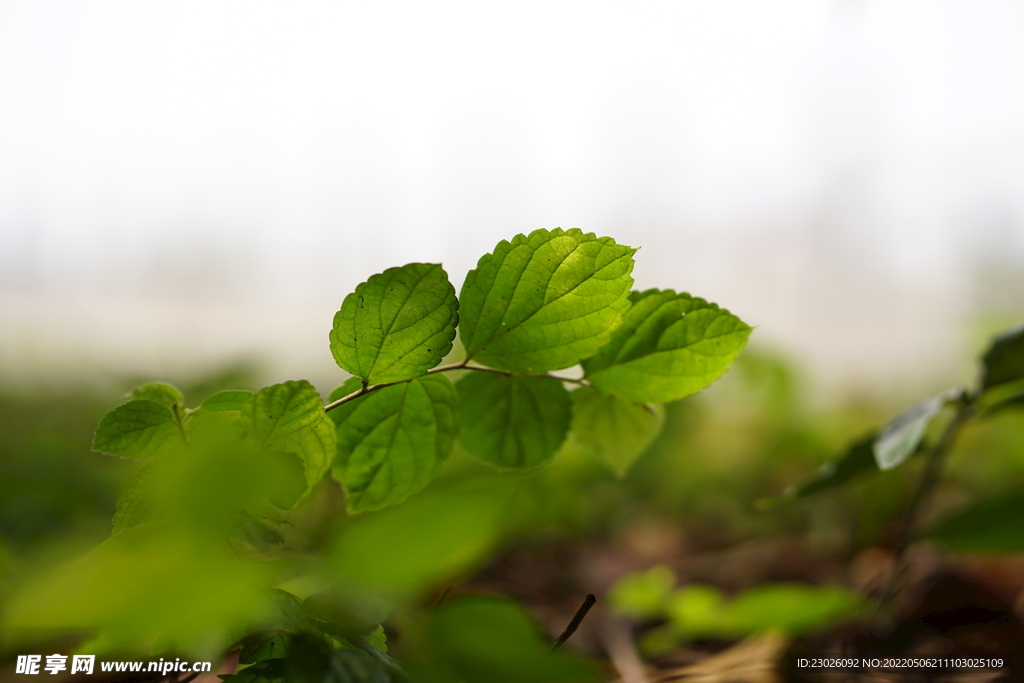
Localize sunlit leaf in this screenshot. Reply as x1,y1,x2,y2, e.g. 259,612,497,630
330,263,459,384
456,373,570,469
569,387,664,476
242,380,325,446
130,382,185,410
582,289,751,403
285,418,336,494
459,228,635,373
195,389,253,414
93,400,182,459
332,375,458,512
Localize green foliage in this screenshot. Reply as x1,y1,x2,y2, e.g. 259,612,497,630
456,373,571,469
329,475,519,593
331,375,458,512
568,387,664,476
458,228,635,373
608,567,867,642
242,380,326,446
196,390,254,413
667,583,866,638
582,289,751,403
130,381,186,410
414,597,598,683
92,399,183,459
606,565,676,618
330,263,458,384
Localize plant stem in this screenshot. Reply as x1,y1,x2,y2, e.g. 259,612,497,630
550,594,597,653
323,360,588,412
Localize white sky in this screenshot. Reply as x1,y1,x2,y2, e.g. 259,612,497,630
2,0,1023,393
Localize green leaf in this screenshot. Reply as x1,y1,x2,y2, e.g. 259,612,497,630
330,263,459,384
458,228,636,373
721,584,866,636
195,390,254,413
92,399,182,459
664,583,865,639
582,289,751,403
456,373,571,469
242,380,325,446
302,588,391,639
239,632,291,665
130,382,185,410
928,488,1024,552
329,475,518,593
111,458,169,533
219,658,286,683
422,597,598,683
569,387,664,476
981,323,1024,392
325,649,392,683
327,378,364,423
285,417,337,494
873,393,949,470
792,434,878,497
332,375,458,512
607,565,676,619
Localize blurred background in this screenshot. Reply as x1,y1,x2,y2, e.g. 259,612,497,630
3,0,1024,399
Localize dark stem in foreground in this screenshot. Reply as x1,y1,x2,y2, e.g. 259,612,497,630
550,594,597,653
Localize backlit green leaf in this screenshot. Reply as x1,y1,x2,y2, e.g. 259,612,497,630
873,393,948,470
242,380,325,446
981,323,1024,392
569,387,664,476
459,228,635,373
456,373,571,469
330,263,458,384
129,382,185,410
195,389,253,414
92,400,182,459
582,289,751,403
285,417,336,494
332,375,458,512
928,488,1024,552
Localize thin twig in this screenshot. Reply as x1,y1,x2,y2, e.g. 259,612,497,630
550,594,597,653
324,359,588,412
